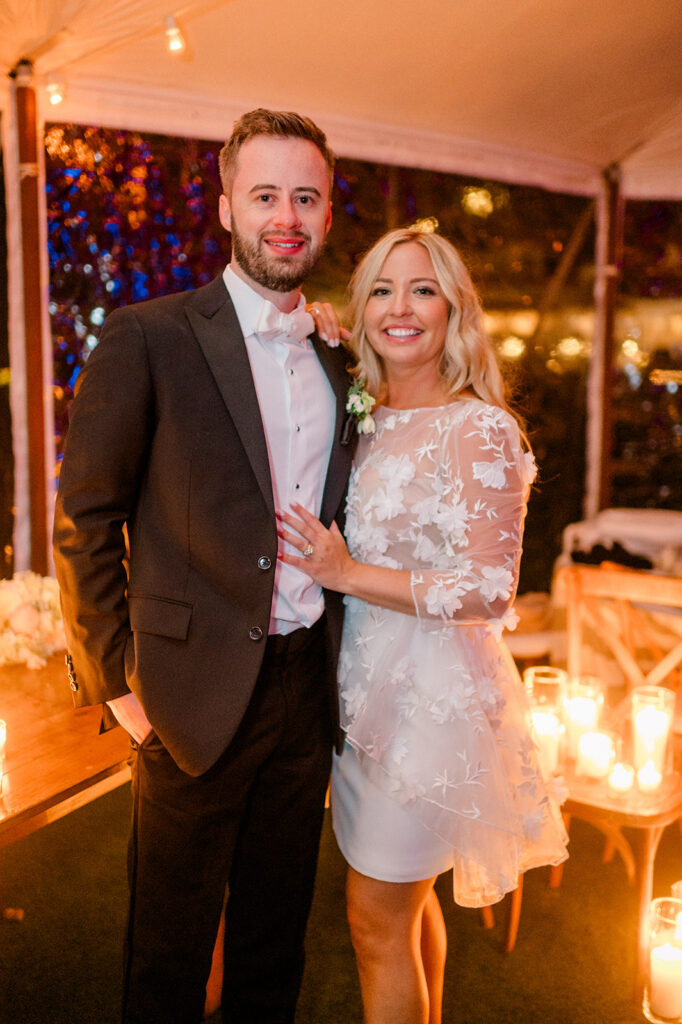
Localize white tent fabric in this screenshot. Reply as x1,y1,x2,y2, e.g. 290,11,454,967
1,0,682,198
1,0,682,569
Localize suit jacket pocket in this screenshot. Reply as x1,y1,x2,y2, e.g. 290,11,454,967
128,595,193,640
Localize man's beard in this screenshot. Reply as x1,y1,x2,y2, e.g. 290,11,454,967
230,218,323,293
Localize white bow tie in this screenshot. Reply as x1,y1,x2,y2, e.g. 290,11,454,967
254,301,315,344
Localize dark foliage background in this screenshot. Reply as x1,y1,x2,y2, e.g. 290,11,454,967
38,124,682,590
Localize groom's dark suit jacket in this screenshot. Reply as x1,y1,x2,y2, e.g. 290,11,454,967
53,275,354,777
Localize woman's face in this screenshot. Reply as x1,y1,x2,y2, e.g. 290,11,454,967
363,241,451,381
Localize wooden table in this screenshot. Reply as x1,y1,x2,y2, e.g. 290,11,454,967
557,743,682,1001
0,654,131,851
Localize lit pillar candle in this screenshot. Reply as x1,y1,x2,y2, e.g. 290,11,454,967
530,709,561,775
564,695,599,758
650,942,682,1020
576,731,614,779
634,705,671,775
638,760,663,793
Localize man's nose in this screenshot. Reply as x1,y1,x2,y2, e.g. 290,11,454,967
273,197,300,228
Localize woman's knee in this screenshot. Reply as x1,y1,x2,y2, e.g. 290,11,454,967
346,871,434,960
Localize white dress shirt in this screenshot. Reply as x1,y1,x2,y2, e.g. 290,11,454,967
223,266,336,635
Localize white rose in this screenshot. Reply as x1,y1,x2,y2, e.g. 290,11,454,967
8,602,41,637
358,415,376,435
0,586,22,624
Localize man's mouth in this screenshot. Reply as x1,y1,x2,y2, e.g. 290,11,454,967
264,237,307,254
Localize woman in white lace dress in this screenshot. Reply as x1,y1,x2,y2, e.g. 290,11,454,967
279,224,568,1024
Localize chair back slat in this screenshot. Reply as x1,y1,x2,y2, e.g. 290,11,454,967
559,564,682,694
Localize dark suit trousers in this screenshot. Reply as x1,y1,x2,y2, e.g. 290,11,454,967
122,618,332,1024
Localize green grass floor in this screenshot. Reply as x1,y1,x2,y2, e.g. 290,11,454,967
0,783,679,1023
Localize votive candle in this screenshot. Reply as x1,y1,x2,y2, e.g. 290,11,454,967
638,760,663,793
608,762,635,795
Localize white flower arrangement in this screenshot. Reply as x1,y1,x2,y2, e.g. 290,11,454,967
346,379,377,435
0,572,66,669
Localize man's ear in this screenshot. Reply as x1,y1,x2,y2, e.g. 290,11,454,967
218,193,231,233
325,201,333,237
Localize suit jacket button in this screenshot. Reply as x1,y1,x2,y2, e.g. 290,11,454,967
69,679,79,692
248,626,263,641
257,556,272,571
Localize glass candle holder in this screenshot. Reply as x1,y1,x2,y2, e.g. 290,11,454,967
562,676,604,760
522,666,568,712
530,707,563,776
643,897,682,1023
632,686,675,781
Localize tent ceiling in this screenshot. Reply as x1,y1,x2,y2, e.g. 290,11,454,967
2,0,682,197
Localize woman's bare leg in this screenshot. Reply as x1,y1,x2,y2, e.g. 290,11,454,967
346,867,443,1024
420,888,446,1024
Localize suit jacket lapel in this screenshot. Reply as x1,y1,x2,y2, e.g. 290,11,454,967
185,279,274,514
311,334,356,526
185,276,354,525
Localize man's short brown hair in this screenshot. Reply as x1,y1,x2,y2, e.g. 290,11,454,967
219,108,336,195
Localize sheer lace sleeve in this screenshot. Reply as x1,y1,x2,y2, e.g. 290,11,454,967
409,404,535,636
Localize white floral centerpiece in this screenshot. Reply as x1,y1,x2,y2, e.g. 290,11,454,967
0,572,66,669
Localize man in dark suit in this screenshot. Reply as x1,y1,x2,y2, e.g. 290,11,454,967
53,108,354,1024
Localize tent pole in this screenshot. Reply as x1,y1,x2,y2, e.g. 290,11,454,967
584,165,623,518
11,60,48,574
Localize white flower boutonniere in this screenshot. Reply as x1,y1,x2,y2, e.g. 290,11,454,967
346,380,377,435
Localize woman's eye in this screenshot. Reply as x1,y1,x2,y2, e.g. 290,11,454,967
415,286,436,295
370,287,390,297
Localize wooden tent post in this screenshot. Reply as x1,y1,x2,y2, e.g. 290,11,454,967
12,60,48,575
584,165,624,518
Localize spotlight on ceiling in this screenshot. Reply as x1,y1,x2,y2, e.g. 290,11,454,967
164,14,186,54
45,73,65,105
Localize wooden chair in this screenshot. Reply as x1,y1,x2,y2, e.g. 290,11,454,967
553,563,682,999
562,562,682,694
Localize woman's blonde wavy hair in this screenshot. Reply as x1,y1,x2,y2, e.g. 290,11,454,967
347,224,523,430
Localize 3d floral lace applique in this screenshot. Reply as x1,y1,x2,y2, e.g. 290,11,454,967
341,681,367,719
479,565,515,602
338,400,568,904
472,458,509,489
425,576,475,617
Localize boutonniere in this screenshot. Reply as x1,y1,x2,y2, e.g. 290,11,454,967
346,380,377,435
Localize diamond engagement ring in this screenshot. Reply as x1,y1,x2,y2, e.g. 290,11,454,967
302,544,314,558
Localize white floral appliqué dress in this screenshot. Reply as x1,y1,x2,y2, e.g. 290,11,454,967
331,400,568,907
